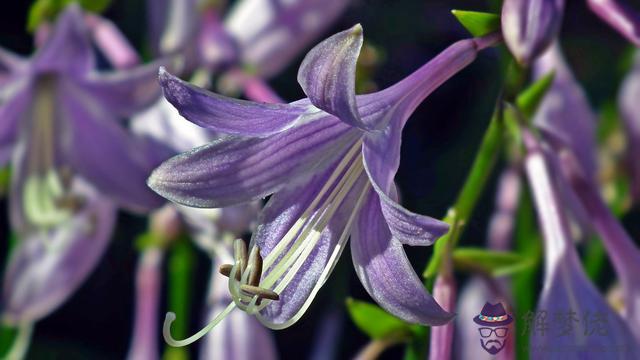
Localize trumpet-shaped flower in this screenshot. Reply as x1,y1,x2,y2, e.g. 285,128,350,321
524,135,639,358
586,0,640,46
149,24,500,345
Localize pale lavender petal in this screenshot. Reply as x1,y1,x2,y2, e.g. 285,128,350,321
525,140,639,357
488,167,521,250
201,251,277,360
0,82,31,167
85,14,141,69
362,116,448,247
501,0,565,64
158,0,199,54
1,178,116,324
224,0,350,78
77,60,165,118
587,0,640,46
62,85,164,212
428,274,456,360
32,4,94,76
146,0,170,55
619,52,640,200
561,151,640,339
0,47,26,82
127,248,164,360
198,8,238,69
350,192,454,325
297,24,372,130
533,43,598,180
148,111,359,208
159,69,306,136
254,158,367,324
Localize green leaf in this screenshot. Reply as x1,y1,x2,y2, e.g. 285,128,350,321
516,71,555,118
27,0,111,32
0,166,10,196
451,10,500,37
346,298,411,340
452,247,534,276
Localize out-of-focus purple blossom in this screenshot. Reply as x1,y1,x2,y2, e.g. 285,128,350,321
587,0,640,46
1,178,116,324
560,151,640,340
429,274,456,360
501,0,565,65
223,0,351,78
150,26,501,345
524,135,639,357
127,248,164,360
619,52,640,201
84,13,141,69
309,308,343,360
487,167,522,251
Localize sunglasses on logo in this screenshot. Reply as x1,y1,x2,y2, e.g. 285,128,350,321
478,327,508,338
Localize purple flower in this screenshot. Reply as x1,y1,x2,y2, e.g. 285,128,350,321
587,0,640,46
0,5,164,323
524,135,639,357
501,0,565,65
149,25,500,345
619,52,640,201
2,178,116,324
428,274,456,360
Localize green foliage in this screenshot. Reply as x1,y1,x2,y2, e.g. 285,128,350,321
0,167,10,197
451,10,500,37
346,298,412,340
27,0,111,32
516,71,555,119
453,247,535,276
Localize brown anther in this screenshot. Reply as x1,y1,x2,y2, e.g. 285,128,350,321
240,284,279,301
55,195,85,212
219,263,241,281
233,239,248,273
248,246,263,287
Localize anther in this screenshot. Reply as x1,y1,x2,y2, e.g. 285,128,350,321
240,284,280,301
248,246,263,287
233,238,248,273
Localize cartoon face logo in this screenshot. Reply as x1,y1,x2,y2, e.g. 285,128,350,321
473,302,513,355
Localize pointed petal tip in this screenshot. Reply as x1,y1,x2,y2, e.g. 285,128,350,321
351,23,363,36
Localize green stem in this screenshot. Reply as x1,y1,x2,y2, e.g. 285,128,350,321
423,104,504,286
163,237,195,360
4,323,33,360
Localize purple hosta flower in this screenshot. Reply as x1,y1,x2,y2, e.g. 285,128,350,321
199,241,278,360
524,135,639,358
223,0,351,78
560,151,640,340
2,178,116,324
587,0,640,46
149,25,500,345
619,52,640,201
501,0,565,65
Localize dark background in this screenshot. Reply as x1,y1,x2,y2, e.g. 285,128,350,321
0,0,635,359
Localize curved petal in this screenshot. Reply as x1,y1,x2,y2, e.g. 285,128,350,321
32,4,94,76
587,0,640,46
76,60,166,118
62,82,164,212
297,24,374,130
159,69,307,136
148,111,359,208
619,52,640,200
363,119,448,246
350,192,454,325
0,81,31,167
1,178,116,324
253,157,367,325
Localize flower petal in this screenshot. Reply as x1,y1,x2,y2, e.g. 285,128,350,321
76,60,166,118
0,81,31,167
254,158,368,325
62,84,164,212
32,4,94,76
363,119,448,246
1,178,116,324
297,24,375,130
619,52,640,200
587,0,640,46
147,111,359,208
350,192,454,325
159,69,307,136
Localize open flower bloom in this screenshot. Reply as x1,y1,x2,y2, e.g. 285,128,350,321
524,136,639,357
0,4,165,230
501,0,565,65
150,25,501,346
586,0,640,46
